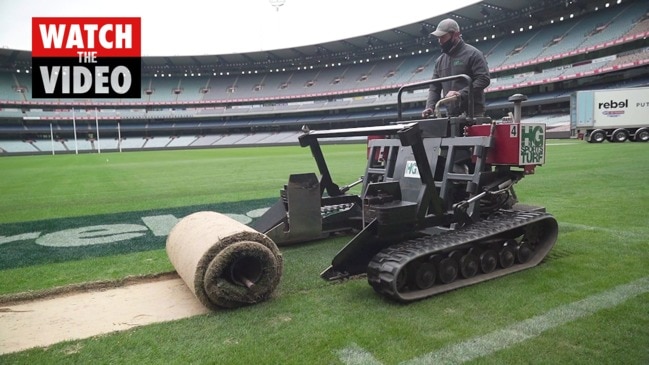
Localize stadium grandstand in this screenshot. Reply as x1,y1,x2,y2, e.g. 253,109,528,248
1,0,648,155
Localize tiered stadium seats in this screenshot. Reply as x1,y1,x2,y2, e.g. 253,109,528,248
1,1,647,154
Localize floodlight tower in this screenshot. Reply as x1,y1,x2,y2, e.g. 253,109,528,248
269,0,286,12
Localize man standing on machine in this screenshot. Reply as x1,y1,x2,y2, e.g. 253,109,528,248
422,18,491,118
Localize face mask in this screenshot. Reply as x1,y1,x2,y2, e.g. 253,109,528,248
441,37,455,53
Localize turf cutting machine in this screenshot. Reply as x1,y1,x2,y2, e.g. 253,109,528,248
251,75,558,302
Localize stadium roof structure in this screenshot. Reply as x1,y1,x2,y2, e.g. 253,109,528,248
0,0,604,73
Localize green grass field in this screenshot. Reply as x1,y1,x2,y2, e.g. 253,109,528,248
1,140,648,364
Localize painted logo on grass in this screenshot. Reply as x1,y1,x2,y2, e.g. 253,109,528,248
31,17,141,98
0,198,275,270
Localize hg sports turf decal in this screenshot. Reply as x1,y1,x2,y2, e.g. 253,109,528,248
0,198,274,270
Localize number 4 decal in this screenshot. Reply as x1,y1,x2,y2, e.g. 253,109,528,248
510,125,518,137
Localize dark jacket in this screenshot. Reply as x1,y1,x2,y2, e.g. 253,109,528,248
425,38,490,117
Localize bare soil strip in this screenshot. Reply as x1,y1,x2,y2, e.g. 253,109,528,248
0,276,209,354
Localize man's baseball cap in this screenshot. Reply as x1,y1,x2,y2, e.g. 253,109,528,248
432,18,460,37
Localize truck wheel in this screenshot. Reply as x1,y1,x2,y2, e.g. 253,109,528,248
610,129,629,143
633,128,649,142
589,130,606,143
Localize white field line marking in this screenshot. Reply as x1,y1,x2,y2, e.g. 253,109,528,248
404,276,649,365
560,222,645,239
336,343,383,365
336,276,649,365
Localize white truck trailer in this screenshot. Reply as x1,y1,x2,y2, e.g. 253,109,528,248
570,87,649,143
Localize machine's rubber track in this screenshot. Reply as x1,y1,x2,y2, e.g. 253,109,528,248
367,210,558,302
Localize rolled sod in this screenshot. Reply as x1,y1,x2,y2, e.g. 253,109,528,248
166,211,283,309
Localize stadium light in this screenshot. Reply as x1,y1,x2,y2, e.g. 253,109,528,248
269,0,285,12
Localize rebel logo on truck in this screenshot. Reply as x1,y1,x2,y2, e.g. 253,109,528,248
598,99,628,109
31,17,141,98
598,99,627,118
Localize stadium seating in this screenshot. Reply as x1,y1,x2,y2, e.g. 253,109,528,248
1,1,648,154
3,3,645,105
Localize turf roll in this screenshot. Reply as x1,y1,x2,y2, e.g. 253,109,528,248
166,211,283,309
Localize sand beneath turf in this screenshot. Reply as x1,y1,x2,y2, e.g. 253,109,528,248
0,275,210,355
